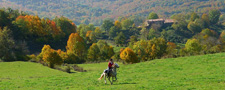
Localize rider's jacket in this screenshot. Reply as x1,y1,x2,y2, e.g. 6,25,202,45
108,61,114,69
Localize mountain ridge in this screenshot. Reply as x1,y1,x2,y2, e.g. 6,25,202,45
0,0,224,25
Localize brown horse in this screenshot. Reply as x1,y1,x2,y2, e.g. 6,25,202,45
98,63,119,85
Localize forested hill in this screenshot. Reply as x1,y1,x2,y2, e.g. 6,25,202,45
0,0,225,25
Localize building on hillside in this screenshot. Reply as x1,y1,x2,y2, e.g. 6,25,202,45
144,19,176,28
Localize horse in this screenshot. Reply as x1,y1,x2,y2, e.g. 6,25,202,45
98,63,119,85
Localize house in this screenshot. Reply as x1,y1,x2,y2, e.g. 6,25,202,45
144,19,176,28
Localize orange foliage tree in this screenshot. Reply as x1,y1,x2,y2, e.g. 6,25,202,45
66,33,86,60
40,45,63,68
120,48,139,64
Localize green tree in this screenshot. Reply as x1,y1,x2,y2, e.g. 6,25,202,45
185,39,202,55
87,43,100,62
114,32,126,46
201,14,210,28
208,9,221,24
101,19,114,33
147,12,159,19
129,35,138,47
121,19,134,30
53,16,77,36
94,27,102,38
109,26,119,39
0,27,15,61
187,21,201,33
97,40,115,60
190,12,199,21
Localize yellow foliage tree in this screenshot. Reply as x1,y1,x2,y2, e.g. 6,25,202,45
120,48,139,64
40,45,63,68
66,33,86,59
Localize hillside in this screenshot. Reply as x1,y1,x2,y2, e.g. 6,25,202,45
1,53,225,89
0,0,224,25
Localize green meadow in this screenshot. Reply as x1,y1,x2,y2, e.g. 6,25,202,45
1,53,225,90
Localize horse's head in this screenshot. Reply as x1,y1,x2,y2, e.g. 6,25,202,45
114,63,119,68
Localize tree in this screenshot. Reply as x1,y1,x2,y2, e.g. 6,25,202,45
147,12,159,19
53,16,77,36
120,48,139,64
190,12,199,21
201,14,210,28
121,19,134,30
87,43,100,62
132,40,148,61
42,46,63,68
166,42,177,57
101,19,114,33
187,21,201,33
185,39,202,55
0,27,15,61
114,20,122,30
109,26,119,39
97,40,115,60
114,32,126,46
94,27,102,38
149,38,167,59
66,33,86,59
129,35,138,47
208,9,221,24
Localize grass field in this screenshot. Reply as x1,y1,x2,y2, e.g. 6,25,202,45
1,53,225,90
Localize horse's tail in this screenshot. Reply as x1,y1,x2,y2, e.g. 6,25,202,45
98,73,105,80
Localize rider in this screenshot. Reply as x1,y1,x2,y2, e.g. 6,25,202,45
107,59,114,76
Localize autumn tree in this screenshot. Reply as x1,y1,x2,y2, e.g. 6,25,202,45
66,33,86,62
86,31,97,43
41,45,63,68
120,48,139,64
166,42,177,57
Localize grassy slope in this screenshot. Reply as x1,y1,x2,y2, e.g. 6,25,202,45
1,53,225,89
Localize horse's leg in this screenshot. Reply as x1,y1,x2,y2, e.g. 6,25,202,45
111,76,113,85
114,75,117,81
108,76,113,85
104,73,107,84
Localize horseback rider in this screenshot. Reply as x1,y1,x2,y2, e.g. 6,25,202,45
107,59,114,76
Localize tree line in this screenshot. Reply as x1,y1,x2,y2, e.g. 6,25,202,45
0,8,225,67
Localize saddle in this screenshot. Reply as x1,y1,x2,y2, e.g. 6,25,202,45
104,69,112,73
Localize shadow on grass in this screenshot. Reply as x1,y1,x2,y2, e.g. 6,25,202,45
112,82,137,85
